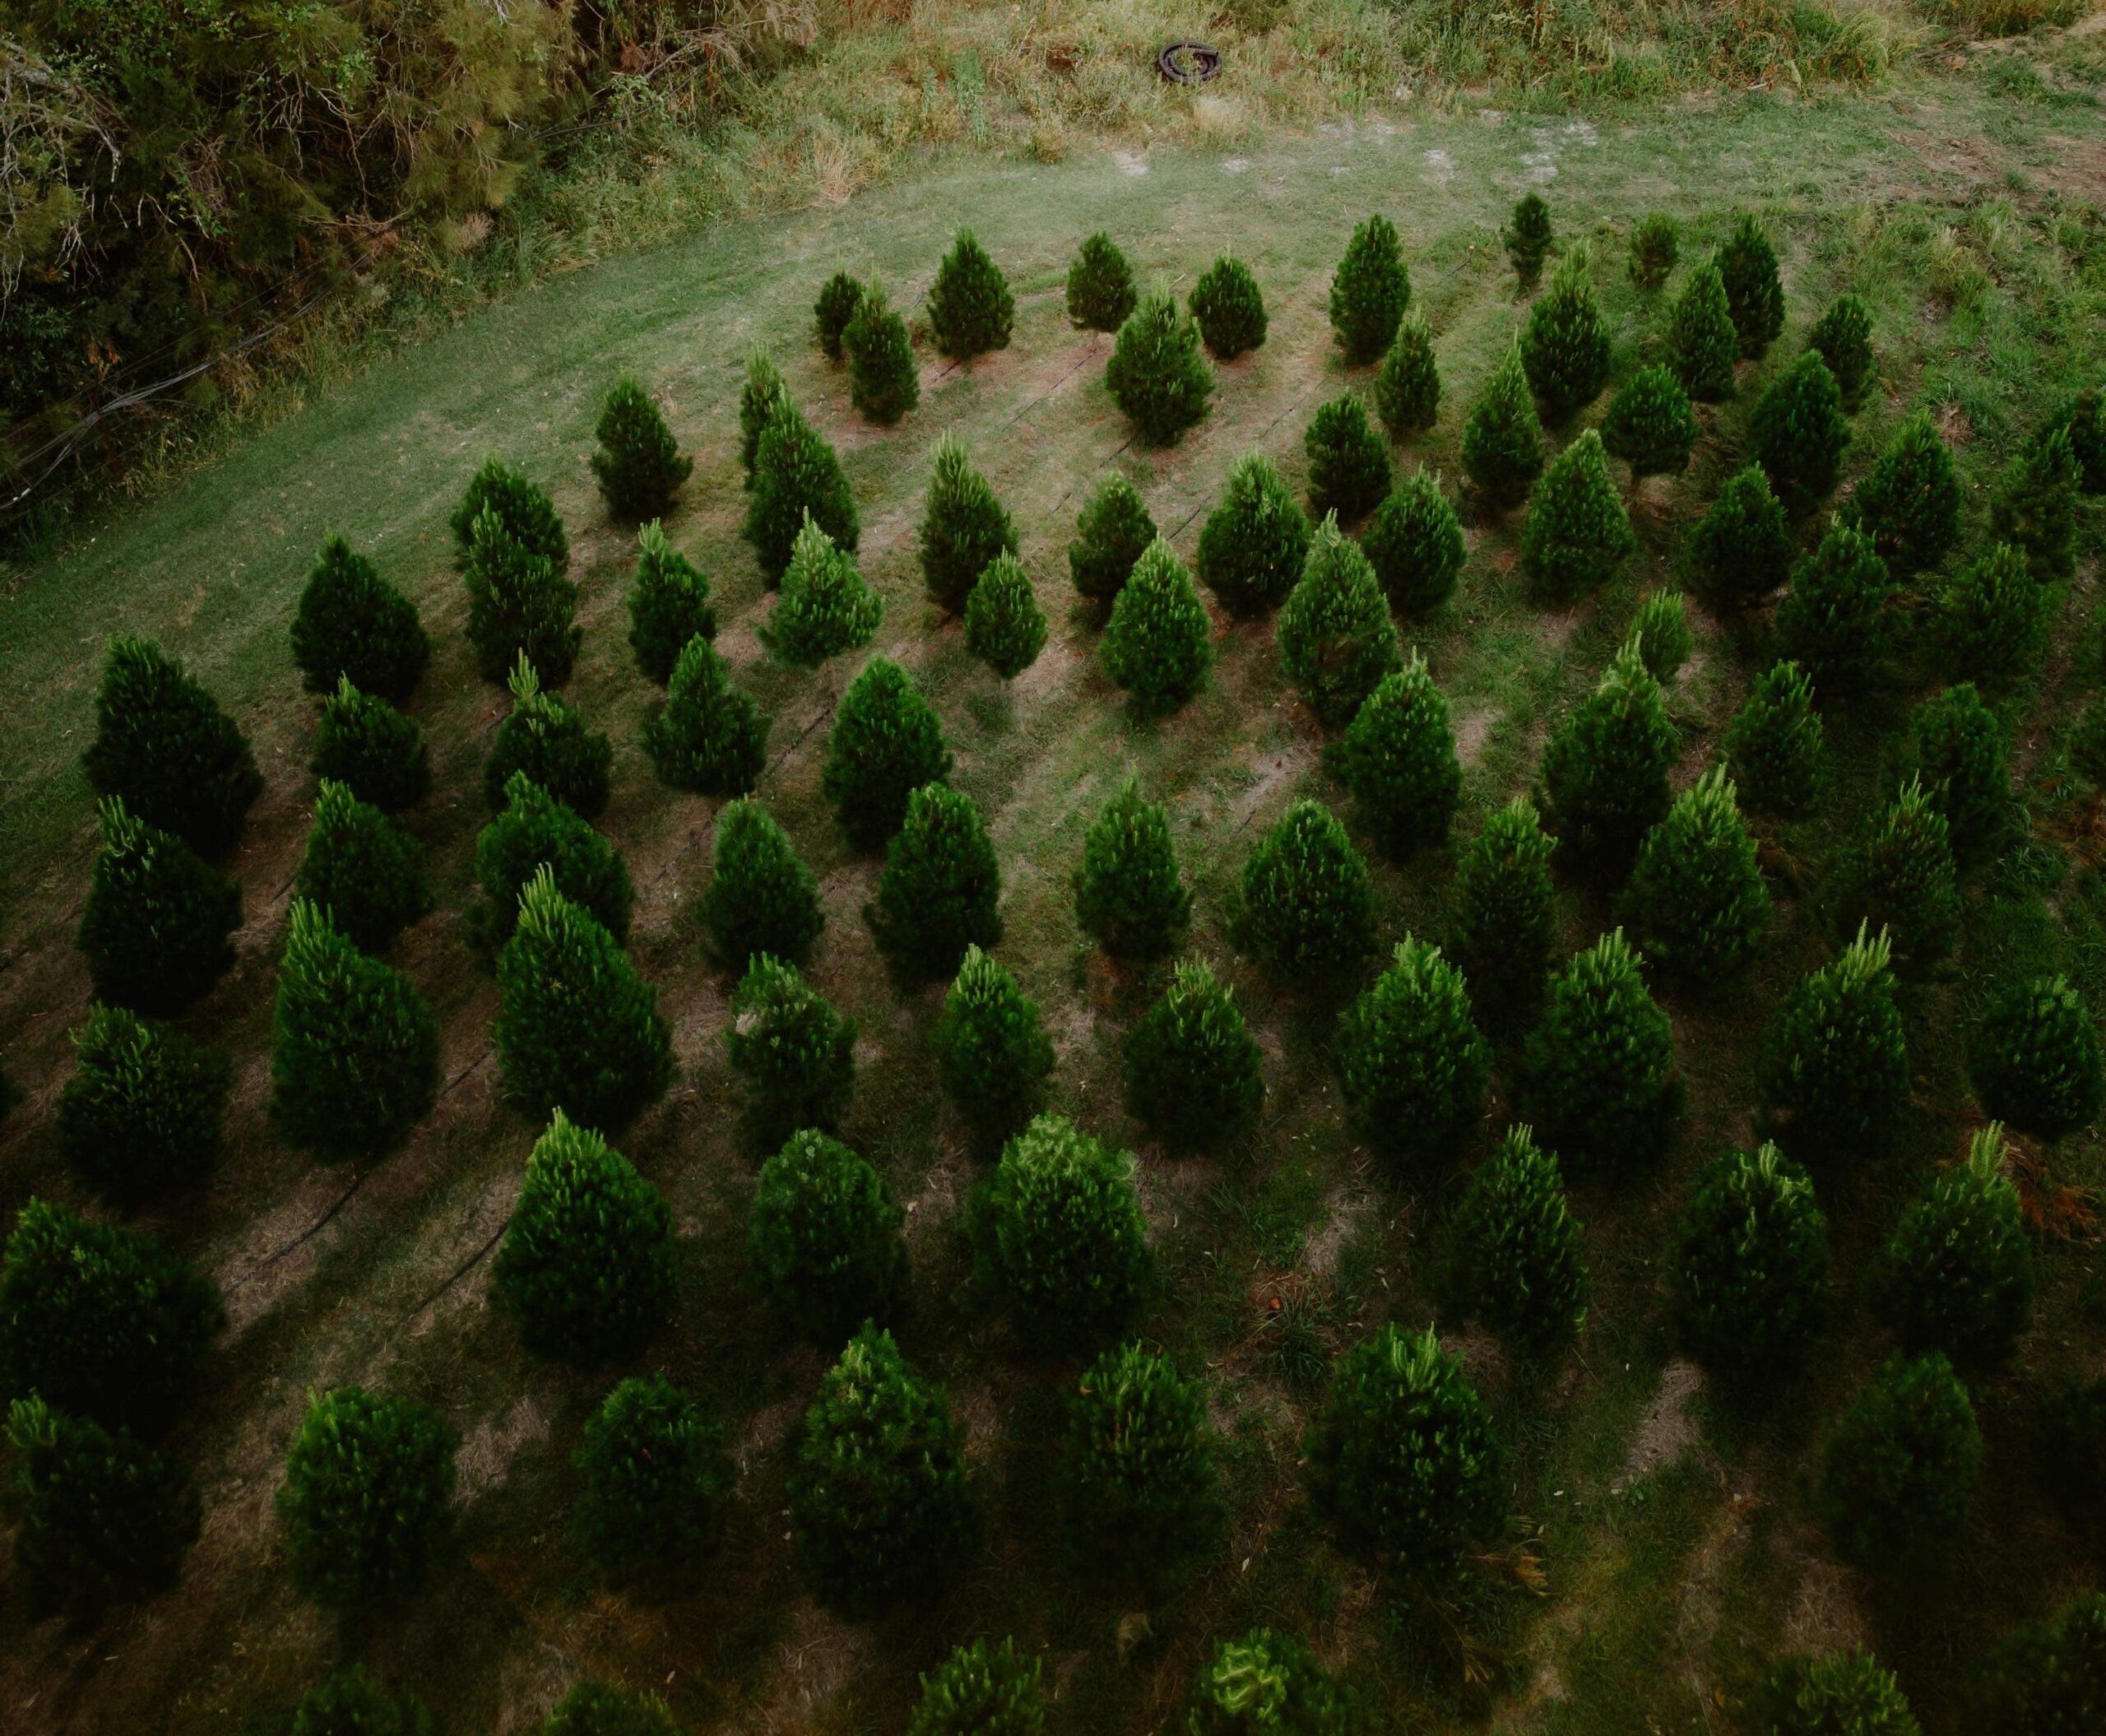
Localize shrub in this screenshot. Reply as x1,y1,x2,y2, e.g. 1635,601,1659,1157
591,374,690,523
0,1198,220,1432
965,553,1047,680
1630,590,1693,684
1329,652,1463,856
573,1375,731,1576
699,798,820,969
58,1004,227,1204
1329,213,1411,364
1067,231,1136,331
494,1112,674,1364
1974,1593,2106,1736
296,780,429,955
1807,293,1876,404
745,398,859,583
1240,799,1376,986
496,870,672,1135
1726,661,1825,817
1069,472,1159,610
1460,342,1546,507
312,676,429,811
641,634,769,798
1847,411,1962,576
1278,515,1402,729
1909,681,2010,866
1505,193,1553,291
449,457,568,574
976,1114,1151,1354
1992,423,2081,579
909,1641,1043,1736
1758,925,1909,1156
823,658,953,850
1938,541,2048,690
1973,976,2104,1139
1102,535,1214,715
1629,212,1678,290
1776,520,1892,695
1753,353,1851,507
935,947,1054,1153
1719,215,1785,359
1521,929,1681,1172
921,433,1018,614
1519,429,1635,599
288,1671,434,1736
1106,287,1213,445
790,1325,973,1616
763,515,883,667
2064,383,2106,494
1190,254,1268,358
928,230,1014,359
1185,1629,1345,1734
843,284,919,425
1374,311,1441,436
1450,798,1558,1014
814,271,865,360
737,352,789,485
290,535,429,701
1624,768,1771,981
1843,783,1961,974
1335,938,1489,1170
3,1396,198,1613
1601,364,1698,480
1540,640,1677,870
1361,469,1464,616
1198,453,1310,616
1668,258,1738,401
1819,1353,1981,1572
1691,463,1793,610
1124,958,1264,1154
84,636,262,856
1063,1342,1223,1593
462,504,581,686
727,954,856,1150
78,797,239,1016
485,654,614,817
475,773,633,949
1751,1653,1919,1736
866,783,1003,978
541,1683,678,1736
1449,1126,1588,1357
1519,250,1611,421
1304,394,1392,523
278,1386,457,1610
1886,1124,2032,1367
626,520,716,685
1673,1142,1830,1376
749,1130,905,1346
271,900,440,1159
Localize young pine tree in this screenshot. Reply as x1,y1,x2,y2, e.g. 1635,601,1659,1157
1450,798,1558,1014
1189,254,1268,359
1846,411,1962,577
1069,472,1159,612
1719,215,1785,359
1691,463,1793,610
1844,782,1961,975
1972,976,2104,1140
462,505,581,686
1361,468,1465,615
1992,422,2082,579
278,1386,456,1611
1630,590,1693,684
1519,250,1612,422
1755,1655,1918,1736
591,374,691,523
1185,1632,1345,1736
726,955,857,1152
485,652,613,816
762,515,883,667
1623,767,1771,982
1539,640,1677,870
1775,520,1892,696
1329,213,1411,364
1333,937,1490,1171
1939,541,2047,691
1757,924,1910,1157
1239,799,1375,986
843,283,920,425
1673,1142,1830,1376
449,457,569,574
1819,1353,1981,1573
1521,930,1681,1172
1073,778,1191,961
626,520,716,685
1196,453,1309,617
1066,231,1137,332
822,657,953,850
58,1005,227,1205
295,780,429,955
1518,428,1635,600
1600,364,1699,480
927,230,1014,359
1972,1594,2106,1736
1106,288,1213,445
934,946,1055,1155
1886,1124,2033,1368
907,1639,1046,1736
1667,257,1738,402
641,634,769,798
964,553,1047,680
543,1685,677,1736
475,773,633,948
1304,392,1393,522
2063,383,2106,493
1505,193,1553,292
1101,536,1213,716
1123,957,1264,1154
1373,311,1441,437
1277,515,1402,729
1448,1126,1589,1358
312,676,429,812
290,535,429,701
1328,652,1463,856
78,798,239,1017
865,783,1004,978
744,398,859,583
1751,352,1850,508
1725,661,1825,818
84,636,262,856
748,1130,906,1344
920,433,1018,614
1629,212,1678,290
814,271,865,360
1807,293,1875,404
1909,682,2010,868
1460,341,1546,508
698,797,822,969
737,351,789,485
573,1375,731,1576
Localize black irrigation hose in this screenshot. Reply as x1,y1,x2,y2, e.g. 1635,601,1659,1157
1157,41,1222,86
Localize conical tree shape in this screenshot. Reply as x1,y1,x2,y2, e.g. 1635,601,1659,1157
1629,590,1692,684
484,652,613,817
927,230,1014,359
1334,936,1489,1169
1628,213,1678,290
58,1004,229,1205
1239,798,1375,986
1540,639,1678,870
1123,957,1264,1153
749,1130,906,1346
1188,254,1267,358
1844,781,1960,975
1519,250,1611,422
591,374,690,523
1450,798,1558,1014
934,945,1054,1153
1886,1123,2032,1367
1196,453,1309,617
1362,468,1465,616
1373,312,1441,437
290,535,429,700
1667,258,1737,402
1725,661,1825,819
1691,463,1793,609
1066,232,1137,332
963,552,1047,680
1069,472,1158,610
1460,342,1545,507
1807,293,1875,403
1601,364,1698,479
1277,515,1402,729
1909,681,2010,867
1073,777,1190,961
762,515,882,667
1751,352,1849,507
1847,411,1961,576
910,1641,1046,1736
1818,1352,1982,1573
1329,213,1411,364
814,271,865,360
626,520,715,685
737,351,790,486
865,783,1003,978
462,503,580,685
920,433,1018,614
726,954,856,1152
1102,536,1213,716
1304,393,1392,522
277,1386,457,1611
1673,1142,1830,1375
823,657,953,850
1758,923,1909,1154
744,397,859,583
271,899,439,1160
1329,651,1462,856
1938,541,2046,690
2061,383,2106,492
1776,520,1891,696
475,772,633,948
295,779,430,955
449,457,568,573
1505,193,1553,290
1991,422,2081,579
699,797,822,969
84,636,262,856
1972,977,2104,1140
1106,287,1213,446
843,283,919,425
642,633,769,797
1519,429,1635,599
1624,767,1771,981
78,798,240,1017
1520,928,1681,1172
1449,1126,1588,1358
312,675,429,812
1719,215,1785,360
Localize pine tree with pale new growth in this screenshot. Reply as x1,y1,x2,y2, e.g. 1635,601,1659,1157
462,504,580,686
58,1005,228,1205
290,534,429,701
865,783,1003,978
927,230,1014,359
843,283,919,425
1449,1125,1589,1358
312,675,429,812
591,374,691,523
1196,453,1309,617
1540,639,1677,870
84,636,262,856
1752,353,1850,508
1519,250,1612,422
1450,798,1558,1014
1519,429,1635,599
964,553,1046,680
699,797,821,969
1106,288,1213,446
737,351,789,485
920,433,1018,614
1278,514,1402,729
1758,923,1909,1156
1808,293,1876,404
1521,929,1681,1172
762,515,882,667
1328,652,1463,856
1691,463,1793,610
1719,215,1785,360
1239,798,1375,986
1886,1123,2033,1368
748,1131,905,1347
78,797,240,1017
1847,411,1962,577
745,397,859,583
1938,541,2046,690
295,779,429,956
1373,311,1441,436
823,658,953,851
1334,937,1489,1170
1073,777,1190,961
1776,520,1891,696
1992,422,2082,580
1460,341,1545,507
1329,213,1411,364
1188,255,1268,359
1101,535,1213,716
475,773,633,949
448,457,569,575
1623,767,1771,982
907,1639,1045,1736
1069,472,1158,611
1185,1631,1346,1736
1601,364,1699,480
1668,258,1738,402
1123,957,1264,1154
726,954,856,1153
1065,231,1136,332
1844,781,1961,975
1755,1655,1920,1736
1673,1142,1830,1376
626,520,715,685
1304,393,1392,522
485,652,613,817
934,945,1055,1155
641,633,769,798
1972,977,2104,1140
1361,468,1465,615
1505,193,1553,291
814,271,865,360
1629,590,1693,685
1725,661,1825,819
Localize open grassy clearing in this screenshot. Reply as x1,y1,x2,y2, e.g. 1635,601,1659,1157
3,34,2106,1736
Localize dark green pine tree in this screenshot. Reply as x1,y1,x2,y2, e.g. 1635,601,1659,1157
1277,514,1402,729
814,271,865,360
84,636,262,856
591,374,690,523
1628,212,1678,290
1630,590,1693,684
920,433,1018,614
1123,957,1264,1154
277,1386,456,1612
1847,411,1962,577
865,783,1004,979
1334,936,1489,1171
1188,254,1268,359
1991,422,2082,579
448,457,569,574
295,779,430,955
907,1639,1046,1736
1667,258,1739,402
1909,681,2010,869
1844,781,1961,975
1807,293,1876,405
1691,463,1793,610
1725,660,1825,819
1329,213,1411,364
1751,352,1850,508
1775,519,1892,696
843,283,919,425
1818,1353,1981,1574
475,772,633,949
823,657,953,850
1519,250,1612,422
699,797,821,969
1673,1141,1830,1376
485,653,613,817
744,397,860,583
290,535,429,701
1623,767,1771,981
1100,536,1213,716
1073,778,1190,961
78,798,240,1017
1886,1124,2033,1368
934,945,1055,1154
1448,1125,1589,1359
1450,797,1558,1015
1600,364,1699,480
964,553,1047,681
1972,977,2104,1140
1540,639,1677,871
462,504,581,686
1505,193,1554,292
737,351,789,486
58,1003,228,1205
1719,215,1785,359
1373,312,1441,438
626,520,715,685
1065,231,1137,332
572,1374,731,1576
1521,929,1682,1172
726,955,856,1152
1973,1594,2106,1735
1239,798,1375,986
641,633,769,798
1196,453,1309,617
1938,541,2047,691
2062,383,2106,492
1069,472,1158,612
748,1130,906,1345
271,899,439,1161
311,675,429,812
1460,341,1546,508
1757,924,1910,1156
1361,467,1465,616
1105,287,1213,446
1304,392,1392,522
762,515,883,667
1328,651,1463,856
1519,428,1635,600
927,230,1015,359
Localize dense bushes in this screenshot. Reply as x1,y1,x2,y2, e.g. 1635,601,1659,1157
641,634,769,799
761,518,883,667
1886,1125,2033,1368
1304,394,1392,522
1278,517,1402,729
1726,661,1825,818
747,1130,905,1345
1070,473,1160,610
1190,255,1269,359
1673,1143,1830,1376
79,798,240,1016
1630,589,1693,684
58,1005,228,1205
823,659,953,851
1450,799,1559,1015
290,536,429,701
1819,1353,1981,1572
1844,781,1962,972
1759,926,1910,1157
1062,1342,1223,1593
591,375,689,524
1102,536,1215,714
964,554,1047,680
1519,252,1612,420
278,1386,457,1610
726,956,857,1151
1971,976,2104,1139
928,231,1014,359
1240,799,1376,986
1521,930,1681,1172
485,655,614,818
1330,653,1463,855
85,636,262,856
313,677,429,812
1197,454,1310,616
935,947,1054,1154
1106,289,1213,445
1124,958,1264,1154
1334,938,1489,1170
1540,641,1677,870
745,400,860,583
296,780,429,955
866,784,1004,978
1329,214,1411,364
1460,342,1546,506
476,774,633,949
1519,429,1635,599
1448,1126,1589,1357
1623,768,1771,980
908,1638,1046,1736
1067,233,1137,332
573,1375,731,1577
921,434,1018,615
699,799,821,970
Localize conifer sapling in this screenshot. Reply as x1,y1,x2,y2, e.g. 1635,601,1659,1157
726,954,856,1151
745,397,859,583
626,520,716,685
963,553,1047,680
475,773,633,948
485,652,613,817
1725,661,1825,818
1073,778,1191,961
748,1130,906,1344
927,230,1014,359
1757,924,1910,1155
295,779,430,955
1673,1141,1830,1375
1065,232,1136,332
1844,783,1960,975
1539,640,1677,870
1668,258,1738,402
1751,352,1850,507
1691,463,1793,610
84,636,262,856
1329,652,1463,856
1601,364,1699,480
1196,453,1309,617
1069,472,1159,611
1373,311,1440,437
1329,213,1411,364
1992,422,2081,580
1520,929,1681,1172
311,675,429,811
573,1375,731,1575
1334,937,1490,1170
1807,293,1875,404
58,1005,228,1205
78,798,240,1017
1623,766,1771,982
1719,215,1785,359
1449,1125,1589,1357
865,783,1004,978
1519,428,1635,600
591,374,691,523
935,945,1055,1154
1460,341,1546,507
843,282,920,425
814,272,865,360
1123,957,1264,1153
761,514,883,667
1847,411,1961,577
1303,392,1392,522
1519,249,1612,421
1971,976,2104,1140
1239,798,1375,986
1505,193,1553,291
1775,519,1891,695
1885,1123,2033,1368
1106,288,1213,446
1450,798,1558,1014
1101,535,1213,716
1629,213,1678,290
1361,468,1465,616
277,1386,456,1611
1189,254,1268,359
823,658,953,850
641,633,769,798
698,797,821,969
920,433,1018,614
1277,515,1402,729
1062,1342,1223,1593
290,535,429,701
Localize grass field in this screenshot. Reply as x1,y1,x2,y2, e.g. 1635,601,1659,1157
3,25,2106,1735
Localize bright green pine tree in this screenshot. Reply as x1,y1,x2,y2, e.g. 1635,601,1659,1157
1938,541,2047,690
1373,311,1441,437
1623,767,1772,982
1844,781,1961,975
1725,660,1825,818
865,783,1004,978
1691,462,1793,610
572,1375,731,1576
1329,213,1411,364
1757,924,1910,1156
1448,1125,1589,1358
748,1130,906,1346
1278,514,1402,729
1667,257,1738,402
1519,250,1612,422
290,534,429,701
1629,212,1678,290
1505,193,1554,291
1069,472,1159,611
907,1638,1045,1736
737,351,789,485
1185,1631,1346,1736
1807,293,1876,404
78,797,240,1017
475,773,633,949
823,657,953,850
1540,639,1677,870
814,271,865,360
1886,1123,2033,1368
1122,957,1264,1154
1450,798,1558,1014
1992,422,2082,579
964,553,1047,680
1065,231,1136,332
1847,410,1962,576
934,945,1055,1155
1673,1141,1830,1376
744,397,860,583
1361,467,1465,615
1303,392,1392,522
1238,798,1375,986
1101,535,1213,715
1972,976,2104,1140
1719,215,1785,359
1328,652,1463,856
591,374,690,524
313,675,429,812
726,954,856,1152
1188,254,1268,359
1754,1655,1918,1736
641,634,769,798
1196,453,1310,617
449,457,569,575
1909,681,2010,868
843,283,919,425
1459,341,1546,507
1333,937,1489,1170
277,1386,456,1611
295,779,429,956
1106,287,1213,446
1775,520,1892,696
84,635,262,856
1600,364,1699,480
1819,1352,1981,1573
762,515,883,667
58,1004,228,1205
1751,352,1850,507
626,520,715,685
1518,428,1635,600
462,504,580,686
927,230,1014,359
485,652,612,817
1073,777,1190,961
1520,929,1681,1172
1630,590,1693,684
921,433,1018,614
699,797,820,969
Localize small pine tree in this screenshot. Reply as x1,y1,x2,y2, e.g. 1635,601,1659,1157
541,1684,677,1736
1239,798,1376,986
1668,258,1739,402
1623,767,1772,981
58,1005,227,1205
1629,212,1678,290
1329,213,1411,364
449,457,569,574
1752,352,1850,507
814,271,865,360
641,634,769,798
1601,364,1699,480
1101,536,1214,715
1757,924,1910,1155
278,1386,456,1610
1304,393,1393,522
964,553,1047,680
699,798,821,969
1539,640,1678,870
865,783,1004,978
1334,937,1490,1170
921,433,1018,614
1450,798,1558,1014
626,520,716,685
1189,254,1268,359
312,675,429,811
1196,453,1310,617
1819,1353,1981,1573
1844,782,1961,975
737,351,789,486
2062,383,2106,492
573,1375,731,1576
1373,311,1441,437
907,1639,1045,1736
494,1111,674,1364
591,374,691,523
1991,422,2082,579
1106,287,1214,446
1066,231,1137,332
726,954,857,1152
475,773,633,948
1886,1124,2033,1368
1938,541,2047,690
1519,250,1612,422
496,869,673,1136
1719,214,1786,360
84,636,262,856
78,798,239,1016
789,1324,973,1617
1329,652,1463,856
1522,927,1682,1175
1847,411,1962,577
1775,520,1892,695
295,780,429,955
1630,590,1693,684
1972,976,2104,1140
271,900,439,1160
1909,682,2010,868
1807,293,1875,404
1069,472,1159,611
1691,462,1793,610
462,504,581,686
1725,661,1825,818
1973,1594,2106,1736
1278,515,1402,729
745,398,860,583
1673,1142,1830,1376
1753,1654,1919,1736
485,653,614,817
290,535,429,701
927,230,1015,359
1519,429,1635,600
763,515,883,667
843,283,920,425
1505,193,1553,292
1449,1126,1589,1358
1123,957,1264,1153
1460,342,1546,507
823,657,953,851
1361,468,1465,615
935,946,1055,1153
